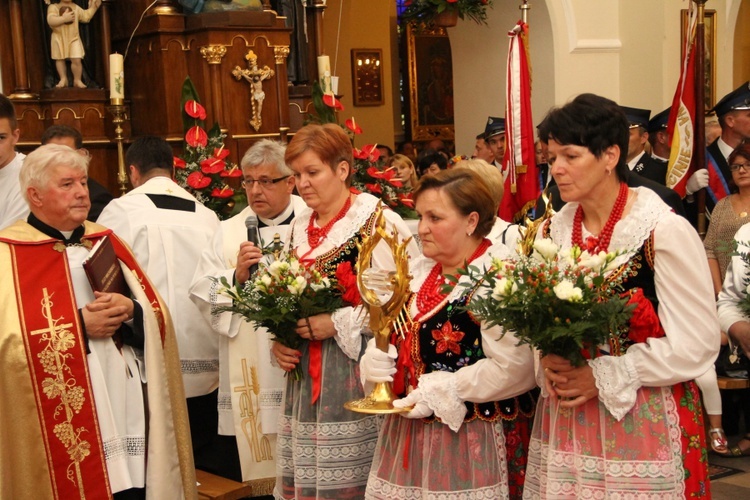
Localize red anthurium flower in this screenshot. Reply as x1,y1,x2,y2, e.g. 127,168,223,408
349,186,361,194
345,118,363,134
353,148,368,160
220,165,242,178
367,166,388,179
447,0,458,3
211,186,235,198
185,100,207,120
186,171,211,189
201,157,226,174
361,144,380,162
213,146,230,160
322,93,344,111
186,126,208,148
364,183,382,194
388,177,404,188
399,193,415,208
173,156,186,169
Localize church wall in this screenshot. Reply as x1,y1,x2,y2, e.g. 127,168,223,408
322,0,397,151
450,0,740,159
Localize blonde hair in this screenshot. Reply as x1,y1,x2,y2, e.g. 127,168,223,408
20,144,89,203
454,158,503,213
388,154,418,188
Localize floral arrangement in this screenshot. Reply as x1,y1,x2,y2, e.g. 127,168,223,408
173,77,245,220
216,255,352,380
307,82,417,219
462,239,635,366
400,0,494,26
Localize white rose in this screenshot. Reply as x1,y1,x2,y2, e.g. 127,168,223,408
268,260,284,278
554,280,583,302
578,250,607,271
491,278,518,300
533,239,559,261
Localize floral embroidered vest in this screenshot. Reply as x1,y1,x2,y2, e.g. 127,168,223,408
401,292,536,425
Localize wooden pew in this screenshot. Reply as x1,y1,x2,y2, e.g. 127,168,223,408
196,470,254,500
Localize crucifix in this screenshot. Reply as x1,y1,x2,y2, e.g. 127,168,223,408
232,50,275,132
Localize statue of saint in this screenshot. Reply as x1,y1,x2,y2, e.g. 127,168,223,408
45,0,102,89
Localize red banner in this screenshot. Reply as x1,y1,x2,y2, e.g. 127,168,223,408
501,21,540,223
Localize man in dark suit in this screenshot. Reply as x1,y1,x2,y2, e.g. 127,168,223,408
484,116,506,178
648,108,671,162
620,106,669,185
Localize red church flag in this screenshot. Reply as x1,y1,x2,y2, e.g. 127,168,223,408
500,21,539,223
666,3,698,198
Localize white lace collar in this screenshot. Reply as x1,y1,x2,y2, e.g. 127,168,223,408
409,241,513,304
548,187,672,265
290,192,380,249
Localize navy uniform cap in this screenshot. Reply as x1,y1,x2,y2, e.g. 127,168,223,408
647,108,670,134
620,106,651,129
712,81,750,117
484,116,506,140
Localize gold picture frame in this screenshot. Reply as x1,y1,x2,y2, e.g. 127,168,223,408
406,24,455,142
351,49,384,106
681,9,717,111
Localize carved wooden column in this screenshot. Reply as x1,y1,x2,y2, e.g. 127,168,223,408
200,45,228,127
274,46,291,141
8,0,35,98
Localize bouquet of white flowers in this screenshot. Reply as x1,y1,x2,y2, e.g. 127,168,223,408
464,239,635,366
217,255,346,380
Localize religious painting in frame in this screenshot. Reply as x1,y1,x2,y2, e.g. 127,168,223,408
406,24,455,141
681,9,717,111
351,49,385,106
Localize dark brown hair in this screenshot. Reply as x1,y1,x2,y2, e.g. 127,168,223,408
414,168,495,238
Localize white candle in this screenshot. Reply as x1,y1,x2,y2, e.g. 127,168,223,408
109,53,124,102
317,55,332,95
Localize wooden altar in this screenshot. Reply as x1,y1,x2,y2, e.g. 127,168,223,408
0,0,325,195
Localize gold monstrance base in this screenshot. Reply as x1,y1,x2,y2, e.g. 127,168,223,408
344,382,411,414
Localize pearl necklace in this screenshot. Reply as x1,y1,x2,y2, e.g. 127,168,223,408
571,182,628,253
416,238,492,316
307,195,352,249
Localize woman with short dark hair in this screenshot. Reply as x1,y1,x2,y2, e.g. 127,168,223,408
526,94,719,497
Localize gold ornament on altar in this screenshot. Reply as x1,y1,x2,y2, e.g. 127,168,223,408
345,207,413,414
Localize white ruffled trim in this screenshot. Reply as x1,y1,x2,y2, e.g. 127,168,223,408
548,187,671,270
418,371,467,432
290,192,380,250
589,355,641,421
332,306,362,360
408,242,513,305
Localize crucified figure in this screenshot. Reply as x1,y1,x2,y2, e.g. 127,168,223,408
232,50,275,131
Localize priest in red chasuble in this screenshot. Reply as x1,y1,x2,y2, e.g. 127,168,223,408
0,144,197,499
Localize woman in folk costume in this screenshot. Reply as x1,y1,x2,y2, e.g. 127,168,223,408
524,94,719,498
360,168,537,499
271,124,419,499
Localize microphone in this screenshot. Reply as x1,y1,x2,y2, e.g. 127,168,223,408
245,215,260,277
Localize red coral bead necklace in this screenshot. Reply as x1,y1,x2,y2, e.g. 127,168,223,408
416,238,492,317
571,181,629,253
307,194,353,249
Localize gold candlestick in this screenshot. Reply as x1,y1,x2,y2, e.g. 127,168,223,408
345,207,413,414
107,102,128,195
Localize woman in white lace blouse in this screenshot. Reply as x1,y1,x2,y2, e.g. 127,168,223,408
271,124,418,499
360,169,537,499
525,94,719,499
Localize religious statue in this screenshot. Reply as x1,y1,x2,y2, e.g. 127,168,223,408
179,0,262,13
45,0,102,89
232,50,275,131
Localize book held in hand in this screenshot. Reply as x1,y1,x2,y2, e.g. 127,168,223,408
82,235,128,296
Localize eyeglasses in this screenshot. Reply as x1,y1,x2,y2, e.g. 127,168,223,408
729,163,750,172
241,175,290,188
